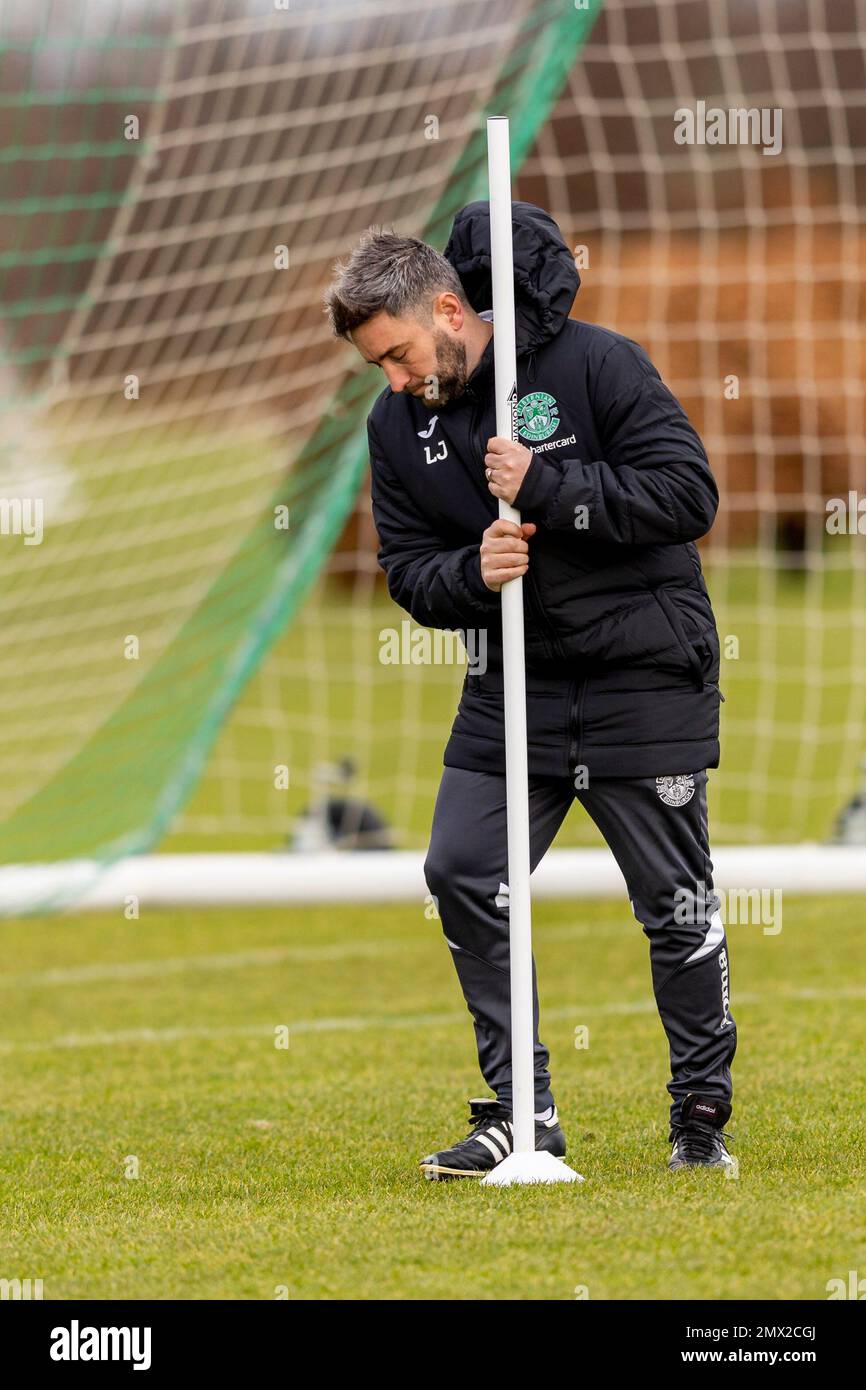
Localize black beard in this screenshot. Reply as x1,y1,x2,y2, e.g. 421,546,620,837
418,332,468,408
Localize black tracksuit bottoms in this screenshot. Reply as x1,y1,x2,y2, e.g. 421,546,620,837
423,767,736,1127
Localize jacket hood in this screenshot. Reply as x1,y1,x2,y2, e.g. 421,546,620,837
442,200,579,354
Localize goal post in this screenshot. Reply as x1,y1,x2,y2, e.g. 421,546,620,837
1,1,865,913
0,0,604,912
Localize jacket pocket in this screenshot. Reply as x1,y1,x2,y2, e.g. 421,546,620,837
653,589,710,691
693,627,725,701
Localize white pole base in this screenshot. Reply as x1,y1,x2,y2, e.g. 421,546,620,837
481,1151,584,1186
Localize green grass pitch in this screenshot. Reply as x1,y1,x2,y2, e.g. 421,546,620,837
1,892,864,1300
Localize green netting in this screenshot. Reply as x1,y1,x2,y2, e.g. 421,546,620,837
0,0,604,893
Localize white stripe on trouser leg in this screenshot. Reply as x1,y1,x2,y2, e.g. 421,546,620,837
684,910,725,965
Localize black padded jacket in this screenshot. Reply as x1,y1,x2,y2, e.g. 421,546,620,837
368,200,723,779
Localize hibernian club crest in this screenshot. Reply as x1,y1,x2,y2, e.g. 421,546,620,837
517,390,560,442
656,774,696,807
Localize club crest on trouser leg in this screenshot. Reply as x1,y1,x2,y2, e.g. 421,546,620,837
655,774,696,807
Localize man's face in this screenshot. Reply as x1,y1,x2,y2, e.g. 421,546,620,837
350,299,469,408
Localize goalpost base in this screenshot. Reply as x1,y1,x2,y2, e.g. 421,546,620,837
481,1151,584,1186
2,846,865,916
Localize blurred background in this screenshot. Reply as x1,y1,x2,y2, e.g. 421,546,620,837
1,0,864,885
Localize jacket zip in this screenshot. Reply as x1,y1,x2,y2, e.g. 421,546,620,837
525,567,562,662
569,678,587,778
466,387,494,505
467,380,562,662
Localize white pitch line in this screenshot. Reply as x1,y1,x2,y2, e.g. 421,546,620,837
0,939,415,989
0,922,630,991
0,986,864,1055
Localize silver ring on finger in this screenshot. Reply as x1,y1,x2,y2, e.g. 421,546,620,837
485,467,493,481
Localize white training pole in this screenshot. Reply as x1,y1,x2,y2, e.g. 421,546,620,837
486,116,534,1157
482,118,581,1185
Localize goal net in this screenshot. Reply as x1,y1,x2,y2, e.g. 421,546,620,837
1,0,864,908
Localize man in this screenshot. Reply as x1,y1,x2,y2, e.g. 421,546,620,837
325,200,736,1179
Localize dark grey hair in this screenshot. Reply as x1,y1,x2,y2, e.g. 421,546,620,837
324,227,467,339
